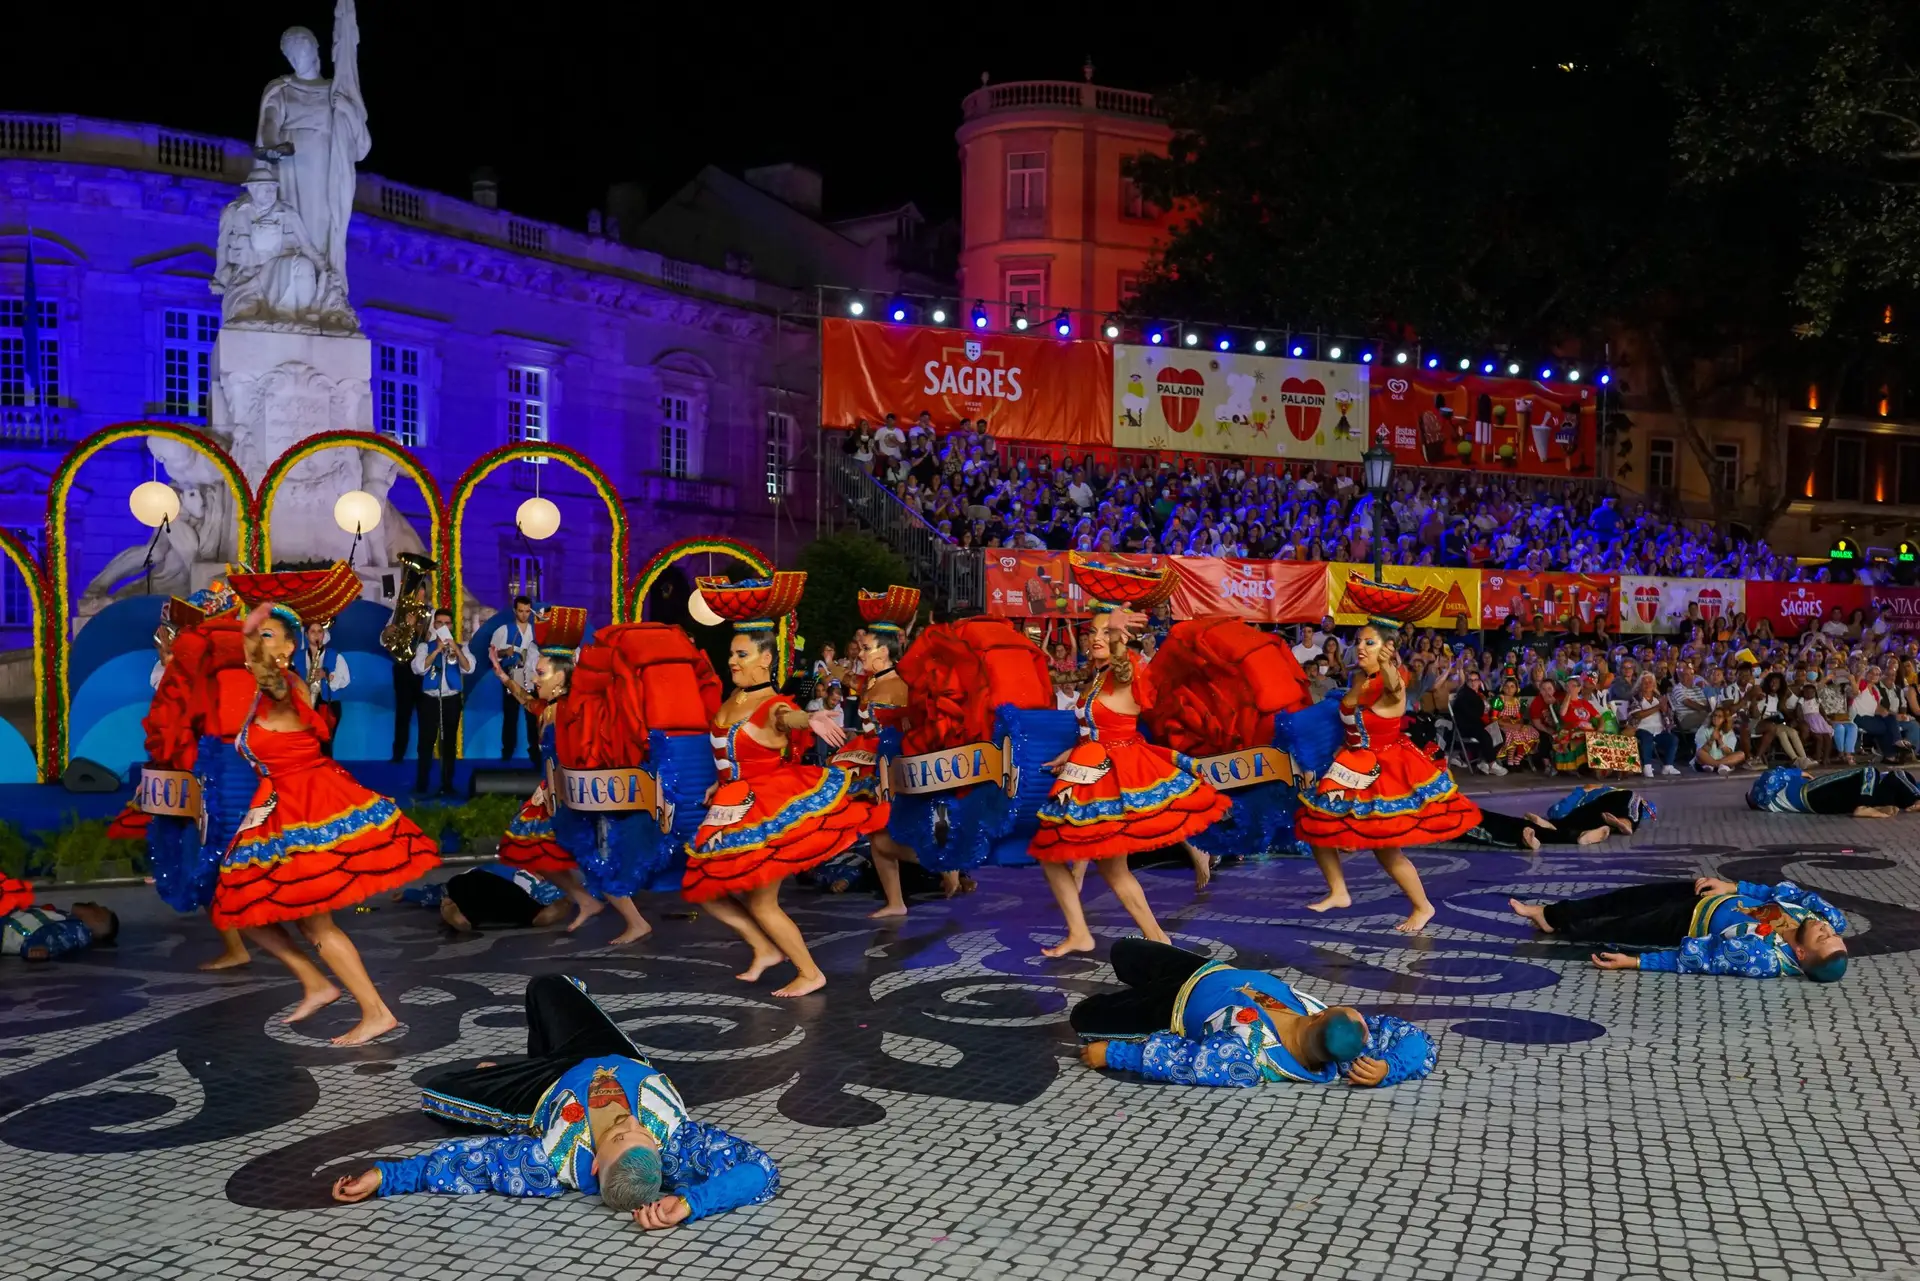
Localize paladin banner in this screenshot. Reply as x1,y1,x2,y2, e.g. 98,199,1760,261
1113,344,1368,462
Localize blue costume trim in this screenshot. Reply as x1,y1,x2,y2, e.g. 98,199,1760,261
1296,769,1465,820
690,768,855,856
1035,756,1209,826
375,1135,564,1198
1547,785,1623,821
222,796,404,870
662,1119,782,1221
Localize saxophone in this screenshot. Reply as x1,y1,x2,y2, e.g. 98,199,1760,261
381,552,438,661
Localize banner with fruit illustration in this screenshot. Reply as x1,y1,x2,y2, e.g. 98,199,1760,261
1617,576,1746,634
1329,564,1480,628
1479,572,1618,633
1112,344,1368,462
1368,368,1598,477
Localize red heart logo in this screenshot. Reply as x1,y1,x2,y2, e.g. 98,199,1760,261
1155,367,1205,433
1697,587,1723,620
1281,377,1325,440
1633,584,1659,623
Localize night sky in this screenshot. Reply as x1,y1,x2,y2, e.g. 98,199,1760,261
6,2,1269,228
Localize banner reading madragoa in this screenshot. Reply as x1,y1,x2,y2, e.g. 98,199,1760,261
1113,344,1367,462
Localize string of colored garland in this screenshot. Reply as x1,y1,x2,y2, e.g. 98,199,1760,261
443,442,631,638
0,529,52,781
254,430,447,570
627,535,772,618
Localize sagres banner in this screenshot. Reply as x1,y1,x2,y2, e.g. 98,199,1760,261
1113,344,1367,462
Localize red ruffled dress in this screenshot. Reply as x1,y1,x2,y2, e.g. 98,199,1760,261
107,802,152,841
1296,699,1481,848
831,698,904,798
0,875,33,915
498,711,574,874
211,692,441,929
1030,669,1230,863
683,696,888,902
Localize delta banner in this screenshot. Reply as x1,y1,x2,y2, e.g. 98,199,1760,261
1479,572,1617,632
1617,577,1747,634
1368,368,1598,478
821,318,1111,446
1746,582,1870,637
1112,344,1368,463
1329,564,1479,628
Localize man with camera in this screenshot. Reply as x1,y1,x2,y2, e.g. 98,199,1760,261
412,609,476,796
488,595,540,765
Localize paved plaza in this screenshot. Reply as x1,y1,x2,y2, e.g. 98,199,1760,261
6,773,1920,1281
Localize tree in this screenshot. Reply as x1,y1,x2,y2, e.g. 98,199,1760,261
793,529,911,674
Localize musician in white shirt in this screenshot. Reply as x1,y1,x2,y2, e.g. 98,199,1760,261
488,595,540,764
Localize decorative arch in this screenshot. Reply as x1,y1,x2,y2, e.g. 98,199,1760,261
254,430,447,572
46,422,255,769
651,348,719,380
0,528,52,781
444,442,630,635
628,536,771,619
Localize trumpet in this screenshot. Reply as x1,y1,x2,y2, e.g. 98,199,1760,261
381,551,438,661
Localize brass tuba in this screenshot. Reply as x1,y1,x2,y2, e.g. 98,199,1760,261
380,552,438,661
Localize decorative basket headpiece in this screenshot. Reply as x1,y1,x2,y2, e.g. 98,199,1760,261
533,605,588,656
1338,573,1444,630
226,562,364,630
1069,553,1178,613
163,579,239,630
696,571,807,684
857,585,920,635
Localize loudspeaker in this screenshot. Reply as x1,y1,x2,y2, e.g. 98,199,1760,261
64,757,121,793
466,768,540,798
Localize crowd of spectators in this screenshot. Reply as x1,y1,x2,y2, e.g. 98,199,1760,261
841,417,1820,580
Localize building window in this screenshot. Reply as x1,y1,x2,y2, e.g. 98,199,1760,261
1647,438,1676,491
2,527,38,626
1832,435,1865,503
507,364,548,461
377,343,425,447
1711,441,1741,495
506,551,542,600
765,410,793,498
1005,269,1045,312
1119,156,1155,220
161,308,217,418
0,299,59,407
660,394,691,479
1006,151,1046,214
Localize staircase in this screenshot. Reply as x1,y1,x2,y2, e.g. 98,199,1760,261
822,445,985,617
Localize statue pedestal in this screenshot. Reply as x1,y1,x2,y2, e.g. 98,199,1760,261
213,327,373,486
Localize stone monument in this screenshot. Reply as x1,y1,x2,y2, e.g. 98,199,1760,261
80,0,425,618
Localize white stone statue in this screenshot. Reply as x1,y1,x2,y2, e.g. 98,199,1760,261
255,0,369,333
211,163,330,328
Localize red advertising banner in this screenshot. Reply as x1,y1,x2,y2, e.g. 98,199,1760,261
1870,586,1920,633
1746,582,1870,637
1369,368,1597,477
1170,558,1327,623
1479,572,1618,632
821,318,1112,446
984,550,1076,617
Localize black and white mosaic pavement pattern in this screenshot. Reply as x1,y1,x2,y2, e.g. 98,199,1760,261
5,774,1920,1281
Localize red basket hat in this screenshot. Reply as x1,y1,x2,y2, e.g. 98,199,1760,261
857,585,920,634
1069,552,1178,612
225,562,364,629
533,605,588,655
1338,573,1445,629
694,572,807,631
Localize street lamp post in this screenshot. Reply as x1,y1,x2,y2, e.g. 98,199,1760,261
1363,442,1395,581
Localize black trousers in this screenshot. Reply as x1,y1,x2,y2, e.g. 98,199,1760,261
501,684,540,763
1805,767,1920,812
1456,722,1495,762
445,868,543,929
1541,880,1700,945
1068,939,1211,1037
1461,790,1635,849
391,662,424,761
424,974,643,1122
416,692,462,793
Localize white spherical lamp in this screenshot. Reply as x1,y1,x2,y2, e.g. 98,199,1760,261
333,489,384,535
129,481,181,528
516,496,562,541
686,589,724,627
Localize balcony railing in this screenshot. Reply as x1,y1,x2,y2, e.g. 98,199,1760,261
0,405,71,447
961,80,1161,122
822,440,984,616
634,471,737,510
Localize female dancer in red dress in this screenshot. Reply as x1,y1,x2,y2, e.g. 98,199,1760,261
212,567,441,1045
1030,561,1229,958
490,606,649,943
684,573,887,997
1296,577,1481,933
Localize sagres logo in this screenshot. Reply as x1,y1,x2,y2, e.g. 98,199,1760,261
1218,564,1276,600
923,340,1024,404
964,340,982,361
1779,586,1824,618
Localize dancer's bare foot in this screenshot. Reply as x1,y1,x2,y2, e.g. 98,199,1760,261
1523,813,1556,829
1854,805,1900,819
771,972,826,998
1041,933,1097,958
283,984,342,1024
565,899,606,933
1394,905,1437,934
1577,827,1610,845
1521,827,1542,851
868,904,908,919
1305,892,1352,913
332,1007,400,1047
530,902,570,928
199,949,251,971
736,951,784,982
607,920,653,945
1602,813,1633,834
1189,848,1214,893
1508,898,1552,933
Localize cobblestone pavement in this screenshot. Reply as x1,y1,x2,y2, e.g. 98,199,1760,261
5,773,1919,1281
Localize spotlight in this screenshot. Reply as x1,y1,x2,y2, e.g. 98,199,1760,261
1507,361,1521,375
1254,338,1268,353
1538,366,1554,380
1329,345,1343,359
1217,336,1231,351
971,301,989,329
1599,371,1612,385
1288,343,1302,357
1567,368,1581,382
1361,350,1375,364
1184,331,1199,347
1013,305,1029,331
932,306,948,324
1103,314,1121,339
848,298,866,316
1482,362,1495,373
1054,310,1071,337
1458,358,1471,370
1150,330,1164,345
890,304,907,322
1425,356,1440,369
1394,351,1409,365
